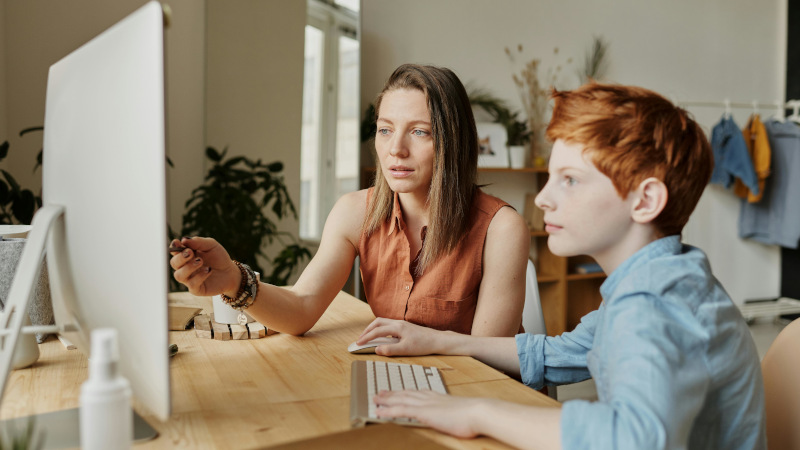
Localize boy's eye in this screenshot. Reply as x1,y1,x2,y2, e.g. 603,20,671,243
563,176,577,186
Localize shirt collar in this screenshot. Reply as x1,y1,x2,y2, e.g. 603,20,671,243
388,191,404,235
386,191,428,241
600,235,682,299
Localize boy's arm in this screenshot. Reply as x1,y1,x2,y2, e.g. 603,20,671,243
359,309,599,381
375,391,562,450
358,318,521,375
515,309,598,389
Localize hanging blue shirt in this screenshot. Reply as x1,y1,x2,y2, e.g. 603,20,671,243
709,116,760,195
516,236,766,450
739,119,800,248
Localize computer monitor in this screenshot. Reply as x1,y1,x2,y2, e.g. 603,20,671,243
0,0,170,444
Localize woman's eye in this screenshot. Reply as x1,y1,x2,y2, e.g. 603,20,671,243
412,129,429,137
377,128,390,136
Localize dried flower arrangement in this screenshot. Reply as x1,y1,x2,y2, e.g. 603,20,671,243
505,44,572,165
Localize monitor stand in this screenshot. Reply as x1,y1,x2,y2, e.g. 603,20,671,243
0,408,157,449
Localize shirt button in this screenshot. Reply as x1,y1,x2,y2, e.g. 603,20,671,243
404,285,410,290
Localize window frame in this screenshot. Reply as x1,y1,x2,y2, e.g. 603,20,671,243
301,0,359,242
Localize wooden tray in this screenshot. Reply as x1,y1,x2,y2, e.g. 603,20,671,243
193,313,278,340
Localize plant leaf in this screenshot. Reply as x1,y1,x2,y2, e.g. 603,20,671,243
206,146,222,162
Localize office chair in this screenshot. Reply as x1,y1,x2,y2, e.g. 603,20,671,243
521,259,557,400
761,318,800,449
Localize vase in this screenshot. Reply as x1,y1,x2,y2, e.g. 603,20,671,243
529,128,552,168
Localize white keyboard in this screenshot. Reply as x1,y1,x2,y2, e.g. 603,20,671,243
349,360,448,427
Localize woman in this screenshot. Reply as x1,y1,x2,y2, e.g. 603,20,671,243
170,64,530,337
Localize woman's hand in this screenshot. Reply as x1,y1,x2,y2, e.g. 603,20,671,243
357,318,448,356
374,390,485,439
169,237,240,297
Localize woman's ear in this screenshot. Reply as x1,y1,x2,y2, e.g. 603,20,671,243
631,177,668,224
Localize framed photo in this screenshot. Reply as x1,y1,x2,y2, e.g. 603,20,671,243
476,122,509,168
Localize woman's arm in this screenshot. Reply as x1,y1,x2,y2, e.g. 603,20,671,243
171,190,367,336
472,206,530,336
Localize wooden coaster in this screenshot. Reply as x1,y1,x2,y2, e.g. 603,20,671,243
193,313,278,340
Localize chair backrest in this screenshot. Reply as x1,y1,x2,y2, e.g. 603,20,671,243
761,318,800,449
521,259,547,335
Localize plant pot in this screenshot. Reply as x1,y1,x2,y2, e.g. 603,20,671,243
509,145,527,169
0,234,47,369
212,295,255,325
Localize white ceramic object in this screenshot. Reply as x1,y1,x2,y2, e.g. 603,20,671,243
212,295,255,325
509,145,527,169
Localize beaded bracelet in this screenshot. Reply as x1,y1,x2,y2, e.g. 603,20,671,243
220,260,259,325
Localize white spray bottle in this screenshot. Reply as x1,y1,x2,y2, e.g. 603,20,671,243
80,328,132,449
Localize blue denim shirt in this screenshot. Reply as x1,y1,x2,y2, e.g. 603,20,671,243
710,116,760,195
516,236,766,450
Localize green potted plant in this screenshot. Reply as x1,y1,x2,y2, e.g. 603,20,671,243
468,88,531,168
0,127,44,225
178,146,311,287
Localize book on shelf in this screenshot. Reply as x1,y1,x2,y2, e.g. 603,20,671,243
574,262,603,275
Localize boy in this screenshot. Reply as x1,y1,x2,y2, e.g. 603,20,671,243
357,83,766,449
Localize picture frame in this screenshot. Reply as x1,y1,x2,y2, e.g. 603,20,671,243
476,122,509,168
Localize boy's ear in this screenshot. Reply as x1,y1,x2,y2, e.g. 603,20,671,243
631,177,668,224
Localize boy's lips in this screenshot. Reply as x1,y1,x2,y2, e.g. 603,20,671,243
544,222,563,233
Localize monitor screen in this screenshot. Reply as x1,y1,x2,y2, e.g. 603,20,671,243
42,0,170,422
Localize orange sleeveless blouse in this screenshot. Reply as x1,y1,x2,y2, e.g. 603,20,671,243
358,188,510,334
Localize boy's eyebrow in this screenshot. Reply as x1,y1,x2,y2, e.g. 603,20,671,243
550,165,588,175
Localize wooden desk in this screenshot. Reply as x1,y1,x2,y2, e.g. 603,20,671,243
1,291,559,449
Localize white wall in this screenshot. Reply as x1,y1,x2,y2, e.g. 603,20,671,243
0,0,309,283
361,0,786,304
0,0,206,233
206,0,307,275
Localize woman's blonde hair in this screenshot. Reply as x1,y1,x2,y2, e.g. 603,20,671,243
363,64,478,275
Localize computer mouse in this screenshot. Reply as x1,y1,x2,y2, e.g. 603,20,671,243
347,336,400,354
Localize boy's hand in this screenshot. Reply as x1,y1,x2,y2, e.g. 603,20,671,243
356,318,445,356
374,390,484,438
169,237,240,297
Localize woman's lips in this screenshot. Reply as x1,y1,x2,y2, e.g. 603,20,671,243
388,166,414,178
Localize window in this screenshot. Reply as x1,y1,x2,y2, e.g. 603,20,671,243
300,0,360,240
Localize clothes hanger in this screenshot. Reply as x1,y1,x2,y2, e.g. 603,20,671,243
774,99,786,123
787,100,800,124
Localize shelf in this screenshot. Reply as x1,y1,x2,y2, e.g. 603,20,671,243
478,167,548,173
566,272,606,281
536,274,560,283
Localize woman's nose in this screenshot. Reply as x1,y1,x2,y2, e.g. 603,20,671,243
389,135,408,158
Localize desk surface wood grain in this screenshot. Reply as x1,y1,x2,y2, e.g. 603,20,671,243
2,291,559,449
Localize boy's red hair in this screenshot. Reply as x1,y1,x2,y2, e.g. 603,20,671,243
547,83,712,237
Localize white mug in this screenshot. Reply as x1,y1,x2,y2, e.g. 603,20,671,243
212,295,255,325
